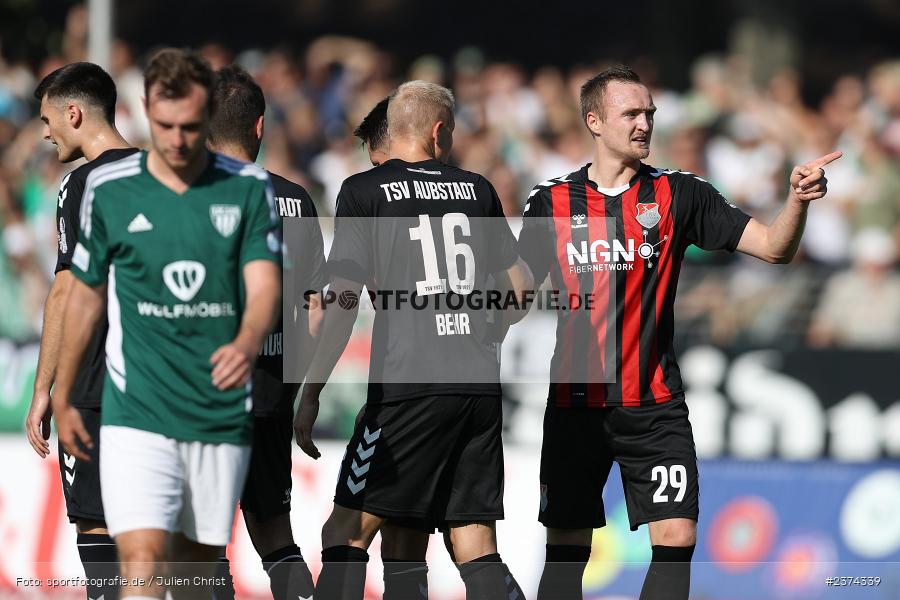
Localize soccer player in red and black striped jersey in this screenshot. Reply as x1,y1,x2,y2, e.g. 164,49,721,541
518,66,840,600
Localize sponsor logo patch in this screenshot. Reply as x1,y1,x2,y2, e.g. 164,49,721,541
162,260,206,302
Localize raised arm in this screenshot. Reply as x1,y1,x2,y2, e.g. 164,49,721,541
736,151,842,263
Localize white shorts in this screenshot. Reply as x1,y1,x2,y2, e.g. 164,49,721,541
99,425,251,546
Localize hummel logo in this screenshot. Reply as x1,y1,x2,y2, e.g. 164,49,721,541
346,476,366,495
346,426,382,495
127,213,153,233
363,426,381,444
356,442,375,461
351,460,370,478
64,453,76,486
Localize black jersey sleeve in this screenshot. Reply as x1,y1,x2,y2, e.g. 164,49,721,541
297,193,329,292
327,182,373,284
679,173,752,252
518,187,554,285
485,178,520,274
55,171,86,273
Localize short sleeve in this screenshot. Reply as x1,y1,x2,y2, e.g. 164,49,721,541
55,171,85,273
518,188,554,285
240,177,282,267
485,179,519,274
70,189,111,287
327,182,373,284
298,193,329,292
680,174,752,252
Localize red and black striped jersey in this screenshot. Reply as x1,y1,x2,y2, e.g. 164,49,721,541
518,163,751,408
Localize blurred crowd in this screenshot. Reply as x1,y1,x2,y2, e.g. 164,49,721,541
1,5,900,350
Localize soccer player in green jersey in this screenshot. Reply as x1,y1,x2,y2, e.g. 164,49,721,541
52,48,281,600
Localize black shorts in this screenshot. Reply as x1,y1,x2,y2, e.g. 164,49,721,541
334,395,504,523
58,407,105,523
539,398,699,531
240,415,294,520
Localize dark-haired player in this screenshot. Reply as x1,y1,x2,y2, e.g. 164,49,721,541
26,61,135,600
207,63,326,600
519,65,840,600
52,48,281,600
296,81,533,600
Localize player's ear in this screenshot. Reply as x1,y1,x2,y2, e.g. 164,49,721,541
67,102,83,129
255,115,265,141
431,120,442,151
586,111,603,137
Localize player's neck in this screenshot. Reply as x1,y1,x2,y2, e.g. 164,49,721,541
388,138,437,163
209,143,255,164
80,125,131,162
587,155,640,190
146,148,210,194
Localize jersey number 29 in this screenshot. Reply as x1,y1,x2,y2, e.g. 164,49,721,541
651,464,687,503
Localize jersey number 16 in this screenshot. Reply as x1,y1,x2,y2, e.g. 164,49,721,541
409,213,475,296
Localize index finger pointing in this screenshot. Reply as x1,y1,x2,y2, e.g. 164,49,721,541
807,151,843,170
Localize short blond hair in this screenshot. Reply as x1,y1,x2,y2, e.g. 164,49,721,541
387,80,455,143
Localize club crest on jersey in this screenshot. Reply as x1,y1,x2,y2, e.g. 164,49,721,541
571,213,587,229
635,202,661,229
209,205,241,237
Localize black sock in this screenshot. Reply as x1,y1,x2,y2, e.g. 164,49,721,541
458,553,507,600
639,545,695,600
537,544,591,600
212,556,234,600
504,566,525,600
262,545,314,600
383,558,428,600
76,533,120,600
316,545,369,600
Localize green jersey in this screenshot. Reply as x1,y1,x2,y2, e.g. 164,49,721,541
71,151,281,444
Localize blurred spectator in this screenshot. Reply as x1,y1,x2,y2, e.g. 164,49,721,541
0,9,897,350
808,228,900,349
706,111,784,214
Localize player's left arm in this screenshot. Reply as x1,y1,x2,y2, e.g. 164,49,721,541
484,178,534,337
736,151,842,263
288,197,328,384
211,259,281,390
295,180,370,458
212,175,282,390
295,276,363,459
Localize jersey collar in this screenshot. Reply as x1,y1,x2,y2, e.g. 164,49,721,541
575,162,649,196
